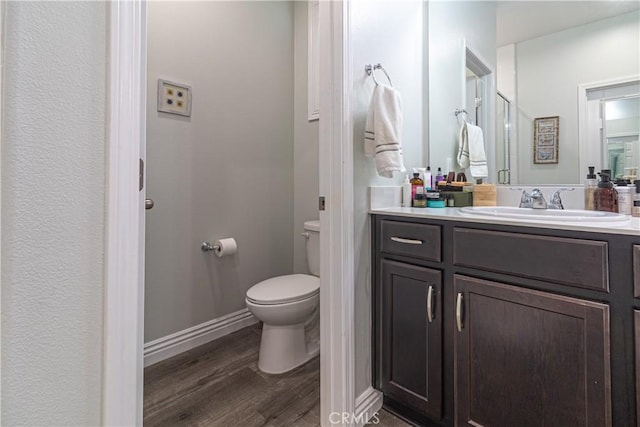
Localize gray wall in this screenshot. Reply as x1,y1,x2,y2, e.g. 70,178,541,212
293,1,320,274
145,1,295,341
351,0,425,397
515,10,640,184
1,2,106,424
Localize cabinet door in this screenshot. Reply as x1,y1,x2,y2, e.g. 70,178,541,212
380,260,442,420
454,274,611,427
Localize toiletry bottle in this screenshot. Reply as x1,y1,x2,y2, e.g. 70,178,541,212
615,179,631,215
413,186,427,208
594,171,618,213
435,167,444,188
425,166,433,190
584,166,597,210
401,175,412,207
633,180,640,218
410,173,423,207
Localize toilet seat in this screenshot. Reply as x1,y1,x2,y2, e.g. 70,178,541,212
246,274,319,305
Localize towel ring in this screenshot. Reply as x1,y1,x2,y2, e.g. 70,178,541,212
455,108,471,125
365,64,393,87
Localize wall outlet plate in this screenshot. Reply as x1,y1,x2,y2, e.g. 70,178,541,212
157,79,192,117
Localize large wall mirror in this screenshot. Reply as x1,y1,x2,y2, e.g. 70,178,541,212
427,1,640,185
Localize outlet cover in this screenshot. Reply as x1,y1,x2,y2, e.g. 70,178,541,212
157,79,192,117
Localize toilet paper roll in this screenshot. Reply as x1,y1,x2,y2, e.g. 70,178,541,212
214,238,237,258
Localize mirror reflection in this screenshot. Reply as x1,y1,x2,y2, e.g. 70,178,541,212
427,1,640,185
604,95,640,181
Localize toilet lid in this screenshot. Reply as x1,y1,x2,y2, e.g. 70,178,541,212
247,274,319,305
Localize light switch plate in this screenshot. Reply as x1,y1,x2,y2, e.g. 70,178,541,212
157,79,192,117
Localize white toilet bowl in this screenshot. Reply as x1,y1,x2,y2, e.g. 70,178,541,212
246,274,320,374
246,220,321,374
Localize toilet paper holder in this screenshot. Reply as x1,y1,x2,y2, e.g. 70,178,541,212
201,241,219,252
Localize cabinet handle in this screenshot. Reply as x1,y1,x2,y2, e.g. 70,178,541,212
390,237,423,245
427,285,434,322
456,292,464,332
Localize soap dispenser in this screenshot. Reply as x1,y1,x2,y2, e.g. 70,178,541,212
594,170,618,213
584,166,597,210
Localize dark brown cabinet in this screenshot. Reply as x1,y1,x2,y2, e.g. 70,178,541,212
379,260,443,420
453,275,611,427
373,215,638,426
636,310,640,427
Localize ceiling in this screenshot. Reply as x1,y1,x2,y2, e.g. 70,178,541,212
497,1,640,46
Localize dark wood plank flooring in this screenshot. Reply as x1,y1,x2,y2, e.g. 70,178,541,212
144,323,409,426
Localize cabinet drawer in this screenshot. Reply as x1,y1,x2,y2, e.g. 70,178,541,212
380,220,441,262
453,228,609,292
634,246,640,298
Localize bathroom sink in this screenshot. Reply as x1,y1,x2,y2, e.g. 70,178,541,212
459,206,629,222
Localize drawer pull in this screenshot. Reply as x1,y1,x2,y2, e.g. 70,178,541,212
427,285,434,322
390,236,423,245
456,292,464,332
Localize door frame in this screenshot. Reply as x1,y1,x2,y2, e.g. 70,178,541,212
578,74,640,182
103,1,360,426
103,1,146,425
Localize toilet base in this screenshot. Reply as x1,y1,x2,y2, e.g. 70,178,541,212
258,322,319,374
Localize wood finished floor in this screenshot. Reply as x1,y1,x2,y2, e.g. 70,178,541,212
144,323,410,427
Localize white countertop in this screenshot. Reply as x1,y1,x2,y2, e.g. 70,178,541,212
370,207,640,236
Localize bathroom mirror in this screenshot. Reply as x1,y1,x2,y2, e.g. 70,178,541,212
427,1,640,185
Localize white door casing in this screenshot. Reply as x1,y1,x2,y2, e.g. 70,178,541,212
103,1,146,425
319,0,355,424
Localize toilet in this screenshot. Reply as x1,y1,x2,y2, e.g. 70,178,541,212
246,220,320,374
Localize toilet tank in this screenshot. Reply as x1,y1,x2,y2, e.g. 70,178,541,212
304,220,320,276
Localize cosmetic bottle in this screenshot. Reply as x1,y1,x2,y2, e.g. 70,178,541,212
401,175,412,207
584,166,597,210
633,180,640,218
410,173,423,207
435,167,444,188
615,179,632,215
413,186,427,208
425,166,433,190
594,171,618,213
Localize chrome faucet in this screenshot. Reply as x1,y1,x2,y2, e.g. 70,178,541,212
527,188,547,209
513,187,575,209
548,188,575,210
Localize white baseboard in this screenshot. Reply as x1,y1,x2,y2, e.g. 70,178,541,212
354,387,383,427
144,308,258,367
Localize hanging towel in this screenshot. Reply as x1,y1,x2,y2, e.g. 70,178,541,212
457,122,488,179
364,84,405,178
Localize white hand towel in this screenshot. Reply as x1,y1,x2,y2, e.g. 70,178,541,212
457,122,488,179
364,84,405,178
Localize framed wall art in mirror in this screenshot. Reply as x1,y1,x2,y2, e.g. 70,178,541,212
533,116,559,164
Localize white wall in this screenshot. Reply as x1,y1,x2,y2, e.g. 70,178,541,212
515,10,640,184
351,0,424,397
293,2,320,274
428,1,497,180
145,2,295,341
1,2,106,424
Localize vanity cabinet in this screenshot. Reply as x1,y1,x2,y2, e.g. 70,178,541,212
379,260,442,419
636,310,640,427
634,245,640,299
373,215,639,427
454,274,610,426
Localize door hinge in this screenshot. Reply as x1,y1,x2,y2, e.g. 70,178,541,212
139,158,144,191
319,196,325,211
